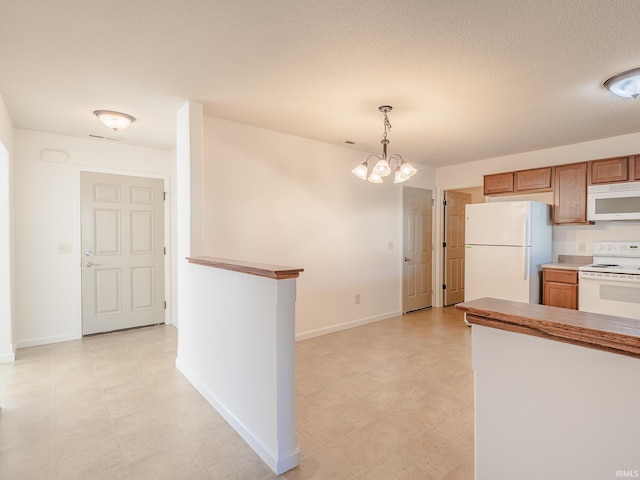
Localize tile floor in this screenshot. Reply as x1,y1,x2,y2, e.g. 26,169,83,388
0,306,473,480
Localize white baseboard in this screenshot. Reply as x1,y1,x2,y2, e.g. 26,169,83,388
0,351,15,363
16,333,81,349
175,358,300,475
295,310,401,341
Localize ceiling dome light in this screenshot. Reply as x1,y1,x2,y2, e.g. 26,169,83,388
604,68,640,98
352,105,417,184
94,110,136,131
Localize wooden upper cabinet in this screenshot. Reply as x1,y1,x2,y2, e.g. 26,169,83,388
515,167,552,192
589,156,629,184
634,156,640,180
483,172,514,195
553,162,590,225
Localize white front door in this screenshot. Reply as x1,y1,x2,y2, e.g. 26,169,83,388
81,172,165,335
402,186,433,313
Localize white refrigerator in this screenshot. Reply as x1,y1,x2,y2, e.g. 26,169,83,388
464,201,552,304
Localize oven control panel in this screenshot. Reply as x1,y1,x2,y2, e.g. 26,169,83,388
593,241,640,257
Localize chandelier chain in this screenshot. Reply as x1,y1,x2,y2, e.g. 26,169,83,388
383,112,392,140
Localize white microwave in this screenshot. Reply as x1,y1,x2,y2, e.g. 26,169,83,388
587,181,640,221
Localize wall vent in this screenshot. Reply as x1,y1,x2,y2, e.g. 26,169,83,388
87,134,120,142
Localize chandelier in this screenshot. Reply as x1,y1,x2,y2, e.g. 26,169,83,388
352,105,417,183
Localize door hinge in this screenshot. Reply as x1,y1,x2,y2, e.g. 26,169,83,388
442,284,447,290
442,242,447,248
163,192,167,201
164,246,166,255
443,199,447,206
164,301,167,309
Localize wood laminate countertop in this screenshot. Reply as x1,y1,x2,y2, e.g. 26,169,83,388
187,256,304,280
457,297,640,359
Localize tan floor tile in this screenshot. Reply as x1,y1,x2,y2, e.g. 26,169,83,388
54,437,124,480
275,449,359,480
325,428,393,475
117,422,186,464
0,309,474,480
358,451,433,480
128,447,201,480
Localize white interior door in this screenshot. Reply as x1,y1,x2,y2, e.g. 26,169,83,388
403,186,433,313
81,172,165,335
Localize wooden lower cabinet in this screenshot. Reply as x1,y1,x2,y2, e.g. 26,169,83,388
543,268,578,310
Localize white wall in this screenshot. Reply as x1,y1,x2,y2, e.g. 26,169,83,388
435,133,640,293
12,129,173,347
200,115,435,338
0,93,14,361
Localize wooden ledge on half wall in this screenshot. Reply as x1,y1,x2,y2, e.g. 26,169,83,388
186,256,304,280
456,297,640,359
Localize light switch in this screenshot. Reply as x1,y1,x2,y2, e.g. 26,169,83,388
58,243,71,254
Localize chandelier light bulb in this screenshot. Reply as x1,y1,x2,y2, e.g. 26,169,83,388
367,172,383,183
352,162,368,180
373,158,391,177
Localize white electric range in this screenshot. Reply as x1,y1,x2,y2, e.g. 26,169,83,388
578,241,640,320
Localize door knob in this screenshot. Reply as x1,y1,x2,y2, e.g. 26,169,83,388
404,257,411,262
85,250,93,256
86,262,101,268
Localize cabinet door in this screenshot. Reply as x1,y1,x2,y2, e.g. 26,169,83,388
484,172,514,195
634,156,640,180
543,282,578,309
553,163,589,225
589,157,629,184
515,167,552,192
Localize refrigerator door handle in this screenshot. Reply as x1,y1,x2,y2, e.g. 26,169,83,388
522,247,529,280
522,213,529,245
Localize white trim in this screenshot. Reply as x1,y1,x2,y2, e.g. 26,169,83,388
295,310,401,341
16,332,80,349
175,358,301,475
0,352,15,363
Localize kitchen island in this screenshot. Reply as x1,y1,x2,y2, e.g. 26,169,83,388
457,298,640,480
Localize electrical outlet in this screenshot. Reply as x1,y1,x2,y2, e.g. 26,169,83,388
355,294,360,304
577,242,586,253
58,243,71,254
388,241,394,250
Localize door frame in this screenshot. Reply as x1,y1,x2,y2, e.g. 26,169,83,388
78,167,172,332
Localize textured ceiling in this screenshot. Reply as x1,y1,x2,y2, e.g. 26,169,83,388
2,0,640,167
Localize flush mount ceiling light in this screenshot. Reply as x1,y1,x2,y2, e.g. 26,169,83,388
604,68,640,98
93,110,136,131
352,105,417,184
